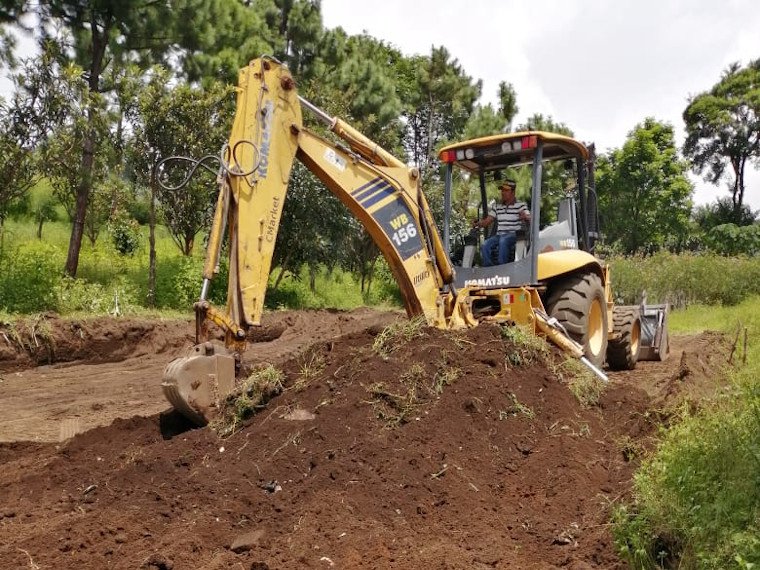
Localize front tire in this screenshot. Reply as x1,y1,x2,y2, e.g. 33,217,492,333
545,271,608,367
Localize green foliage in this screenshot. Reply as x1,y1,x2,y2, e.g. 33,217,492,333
264,262,398,311
463,103,508,139
0,240,61,313
609,252,760,307
704,223,760,256
614,378,760,568
403,46,482,176
516,113,573,135
614,298,760,568
153,254,227,310
500,324,550,366
130,70,234,256
56,276,138,315
33,196,59,239
693,196,757,231
175,0,272,85
108,210,142,256
597,118,693,254
683,58,760,213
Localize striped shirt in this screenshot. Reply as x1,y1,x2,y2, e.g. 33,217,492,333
489,201,528,234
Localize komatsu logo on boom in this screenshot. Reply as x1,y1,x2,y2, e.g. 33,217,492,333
257,100,275,178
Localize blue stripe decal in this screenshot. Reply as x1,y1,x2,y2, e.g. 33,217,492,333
352,178,387,201
352,177,396,209
360,182,394,209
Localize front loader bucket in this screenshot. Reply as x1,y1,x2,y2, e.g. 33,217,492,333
162,342,236,426
638,303,670,361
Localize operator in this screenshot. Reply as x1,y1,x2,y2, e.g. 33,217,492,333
473,179,530,266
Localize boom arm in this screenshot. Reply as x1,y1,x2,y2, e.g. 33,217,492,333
200,57,454,350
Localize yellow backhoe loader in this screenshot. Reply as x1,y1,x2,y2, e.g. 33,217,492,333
162,56,668,426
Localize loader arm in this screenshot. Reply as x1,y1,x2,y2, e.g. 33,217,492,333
163,57,455,425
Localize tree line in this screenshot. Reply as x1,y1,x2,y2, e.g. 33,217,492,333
0,0,759,302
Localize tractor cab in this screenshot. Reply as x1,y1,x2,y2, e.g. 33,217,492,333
439,131,601,291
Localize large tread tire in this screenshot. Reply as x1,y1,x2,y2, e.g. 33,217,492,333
545,272,608,368
607,306,641,370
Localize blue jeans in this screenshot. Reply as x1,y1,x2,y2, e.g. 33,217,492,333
481,232,516,266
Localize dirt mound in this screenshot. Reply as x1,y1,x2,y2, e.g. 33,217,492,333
0,314,192,372
0,313,732,569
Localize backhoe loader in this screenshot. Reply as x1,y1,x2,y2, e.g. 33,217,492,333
162,56,668,426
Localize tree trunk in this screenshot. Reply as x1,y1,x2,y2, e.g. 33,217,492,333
64,130,95,276
37,217,44,239
147,169,157,308
273,265,287,291
63,11,111,277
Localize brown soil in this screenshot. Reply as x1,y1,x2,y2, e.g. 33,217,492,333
0,309,731,569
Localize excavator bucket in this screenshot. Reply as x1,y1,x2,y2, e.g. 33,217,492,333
162,342,236,425
637,303,670,361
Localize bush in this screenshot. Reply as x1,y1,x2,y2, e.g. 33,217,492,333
108,211,143,255
55,276,140,315
609,252,760,307
0,241,62,313
614,377,760,568
704,223,760,256
153,254,228,310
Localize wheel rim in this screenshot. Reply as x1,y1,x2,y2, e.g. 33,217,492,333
631,320,641,355
588,299,605,357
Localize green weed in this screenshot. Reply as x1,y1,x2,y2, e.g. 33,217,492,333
212,364,285,437
552,357,605,407
372,316,427,358
292,348,326,392
500,324,550,366
499,392,535,420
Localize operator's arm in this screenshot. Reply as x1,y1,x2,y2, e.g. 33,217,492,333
519,202,531,222
473,214,495,229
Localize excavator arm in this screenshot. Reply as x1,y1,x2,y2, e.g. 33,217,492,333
163,57,457,425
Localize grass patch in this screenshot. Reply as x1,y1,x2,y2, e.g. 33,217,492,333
499,393,535,420
609,252,760,307
291,347,326,392
613,298,760,569
212,364,285,437
552,357,605,407
367,380,421,427
372,316,427,358
1,219,404,317
500,323,550,366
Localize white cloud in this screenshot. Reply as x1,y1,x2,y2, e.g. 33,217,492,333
321,0,760,208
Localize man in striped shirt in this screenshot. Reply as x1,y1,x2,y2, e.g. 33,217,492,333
473,179,530,266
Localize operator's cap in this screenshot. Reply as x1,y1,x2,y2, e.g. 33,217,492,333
499,179,517,191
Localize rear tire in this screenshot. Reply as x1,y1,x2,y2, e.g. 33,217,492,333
607,306,641,370
545,271,608,368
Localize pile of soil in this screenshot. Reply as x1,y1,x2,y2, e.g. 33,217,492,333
0,310,730,569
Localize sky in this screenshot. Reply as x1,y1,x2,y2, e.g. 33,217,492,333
1,1,758,209
321,0,760,209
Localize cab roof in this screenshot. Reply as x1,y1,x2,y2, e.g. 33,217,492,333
439,131,589,173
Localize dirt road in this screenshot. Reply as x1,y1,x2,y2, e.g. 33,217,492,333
0,310,728,569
